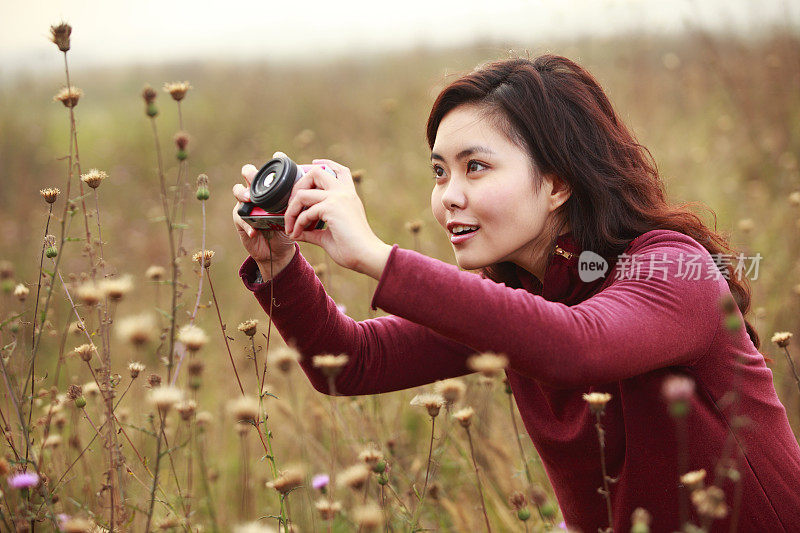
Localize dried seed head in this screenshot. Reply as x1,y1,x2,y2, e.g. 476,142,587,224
177,324,209,352
66,384,83,401
237,319,258,337
128,361,145,379
197,174,209,187
0,261,13,280
176,399,197,421
509,490,527,511
147,374,162,388
80,169,107,189
294,128,315,147
40,188,60,204
771,331,793,348
272,346,300,373
72,344,97,362
49,22,72,52
54,86,83,108
434,378,466,405
409,392,445,418
196,411,213,427
43,434,62,449
336,463,370,491
82,382,99,397
453,406,475,428
314,498,342,521
312,354,349,378
691,485,728,519
145,265,166,281
789,191,800,207
117,314,157,347
163,81,191,101
351,169,364,184
76,282,102,306
737,218,754,233
192,249,215,268
661,375,695,403
467,352,509,378
358,445,384,467
14,284,29,301
582,392,612,414
68,321,84,336
267,466,305,494
174,131,189,151
680,469,707,492
352,502,382,531
227,395,260,424
100,275,133,301
148,385,183,413
631,507,652,527
142,85,157,104
187,358,205,377
404,220,423,234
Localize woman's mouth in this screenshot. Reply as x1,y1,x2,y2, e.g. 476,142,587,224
449,224,480,245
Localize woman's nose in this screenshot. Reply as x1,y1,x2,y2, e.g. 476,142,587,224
441,178,467,210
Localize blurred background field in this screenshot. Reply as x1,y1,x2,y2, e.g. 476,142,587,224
1,5,800,531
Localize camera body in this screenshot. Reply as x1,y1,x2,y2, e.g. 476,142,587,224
238,154,333,232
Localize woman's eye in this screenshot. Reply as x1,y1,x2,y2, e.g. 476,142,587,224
431,165,445,179
467,160,486,173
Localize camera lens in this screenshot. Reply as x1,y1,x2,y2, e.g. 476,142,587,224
250,157,300,213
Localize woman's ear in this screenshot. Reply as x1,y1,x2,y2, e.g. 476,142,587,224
546,173,572,213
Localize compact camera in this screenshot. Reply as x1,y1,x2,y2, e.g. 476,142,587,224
237,154,334,232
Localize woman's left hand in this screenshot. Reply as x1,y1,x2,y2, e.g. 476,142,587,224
284,158,392,279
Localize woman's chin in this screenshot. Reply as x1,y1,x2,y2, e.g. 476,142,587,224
453,252,489,271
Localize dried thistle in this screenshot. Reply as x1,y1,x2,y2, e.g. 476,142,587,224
582,391,612,415
66,384,83,401
467,352,509,378
691,485,728,519
145,265,166,281
100,275,133,301
80,169,107,189
771,331,793,348
352,502,382,531
54,86,82,108
72,343,97,362
40,188,60,204
336,463,370,491
116,314,157,347
509,490,527,511
410,392,445,418
163,81,191,101
314,498,342,521
227,395,260,424
196,174,210,200
148,385,184,413
176,399,197,421
49,22,72,52
128,362,145,379
177,324,209,352
358,445,384,468
237,319,258,337
267,466,305,495
272,346,300,373
14,283,29,301
680,469,707,492
312,354,349,378
142,85,157,104
75,281,102,306
147,374,162,388
453,406,475,428
434,378,466,405
174,131,189,151
404,219,423,234
192,249,215,268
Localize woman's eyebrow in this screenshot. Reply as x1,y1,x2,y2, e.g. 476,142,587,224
431,145,495,162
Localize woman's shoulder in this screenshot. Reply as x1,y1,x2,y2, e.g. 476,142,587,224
624,228,710,256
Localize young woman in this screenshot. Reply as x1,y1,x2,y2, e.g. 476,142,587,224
231,55,800,531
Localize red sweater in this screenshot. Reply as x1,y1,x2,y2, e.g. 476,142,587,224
239,229,800,532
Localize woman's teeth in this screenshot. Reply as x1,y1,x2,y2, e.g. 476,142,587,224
452,225,479,235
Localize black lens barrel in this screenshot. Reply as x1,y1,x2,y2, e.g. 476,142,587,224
249,156,299,213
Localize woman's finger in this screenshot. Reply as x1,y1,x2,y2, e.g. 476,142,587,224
290,165,339,199
312,159,355,191
290,201,326,240
284,189,328,235
242,164,258,185
232,183,250,202
232,203,255,238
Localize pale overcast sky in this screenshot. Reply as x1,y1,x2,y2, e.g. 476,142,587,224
2,0,797,80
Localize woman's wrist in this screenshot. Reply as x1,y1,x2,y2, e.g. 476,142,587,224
356,240,393,281
255,246,297,282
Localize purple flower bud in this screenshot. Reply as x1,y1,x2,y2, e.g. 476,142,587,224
7,471,40,489
311,473,329,490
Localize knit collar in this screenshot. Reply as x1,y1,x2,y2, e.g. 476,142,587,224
517,231,609,305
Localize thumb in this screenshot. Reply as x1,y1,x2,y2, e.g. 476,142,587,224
296,228,327,248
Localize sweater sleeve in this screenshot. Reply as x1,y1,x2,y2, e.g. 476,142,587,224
239,242,475,396
371,234,725,389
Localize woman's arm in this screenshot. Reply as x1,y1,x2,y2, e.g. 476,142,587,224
370,231,725,389
240,243,475,395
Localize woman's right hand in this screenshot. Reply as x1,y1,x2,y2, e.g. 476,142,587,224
232,157,296,270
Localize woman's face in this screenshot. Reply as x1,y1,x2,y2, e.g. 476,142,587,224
430,104,569,274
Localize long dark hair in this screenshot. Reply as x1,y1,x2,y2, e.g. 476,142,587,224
425,55,760,349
